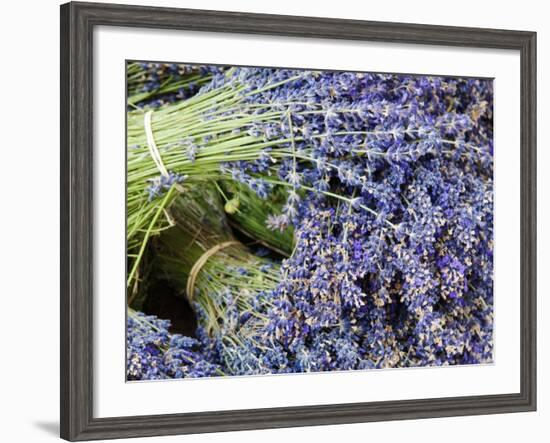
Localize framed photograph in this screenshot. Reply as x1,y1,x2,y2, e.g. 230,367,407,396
60,1,537,441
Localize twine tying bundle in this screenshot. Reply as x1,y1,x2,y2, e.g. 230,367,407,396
186,241,241,300
144,110,185,192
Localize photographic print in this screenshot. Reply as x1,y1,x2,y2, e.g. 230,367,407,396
126,62,494,381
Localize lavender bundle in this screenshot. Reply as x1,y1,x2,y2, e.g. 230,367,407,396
155,187,278,336
127,67,491,292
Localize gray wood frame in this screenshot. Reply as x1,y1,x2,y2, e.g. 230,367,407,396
60,2,537,441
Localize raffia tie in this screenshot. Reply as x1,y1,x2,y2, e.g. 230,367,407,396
186,241,241,300
144,110,184,192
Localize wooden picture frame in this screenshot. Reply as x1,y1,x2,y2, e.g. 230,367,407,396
60,2,536,440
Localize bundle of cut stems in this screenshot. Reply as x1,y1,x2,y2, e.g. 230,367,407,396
154,186,280,339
